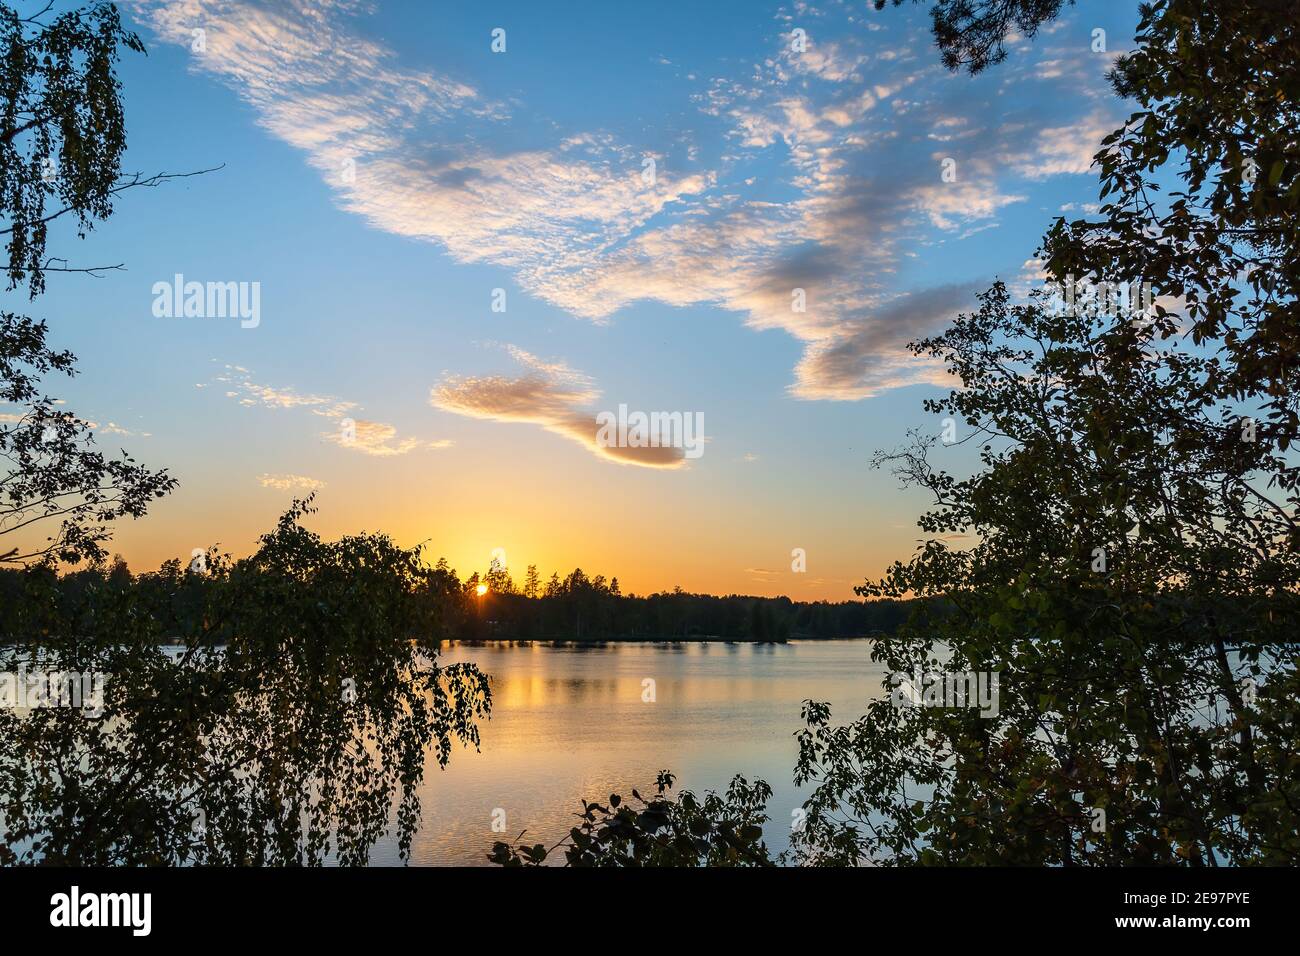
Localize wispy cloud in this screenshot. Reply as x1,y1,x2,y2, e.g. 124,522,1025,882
209,364,447,456
215,364,357,418
321,419,452,457
1011,112,1115,180
95,422,151,438
0,408,151,438
130,0,1119,399
430,346,687,469
258,472,325,491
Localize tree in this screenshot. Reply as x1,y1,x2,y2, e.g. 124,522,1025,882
749,599,770,641
874,0,1075,75
489,771,773,867
523,563,540,599
2,2,215,292
484,554,515,595
1,311,176,564
1042,0,1300,449
0,498,492,865
895,0,1299,413
3,1,132,291
792,0,1300,865
791,280,1298,864
1,1,215,565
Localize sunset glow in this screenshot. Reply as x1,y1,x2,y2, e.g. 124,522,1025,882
17,0,1143,599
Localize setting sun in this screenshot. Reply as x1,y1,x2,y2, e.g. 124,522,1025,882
475,584,488,596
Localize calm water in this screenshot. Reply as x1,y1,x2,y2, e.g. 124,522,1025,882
374,639,888,866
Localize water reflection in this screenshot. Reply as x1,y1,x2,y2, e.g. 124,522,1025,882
391,639,887,866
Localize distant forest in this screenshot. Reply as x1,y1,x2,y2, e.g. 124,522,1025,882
462,563,928,641
0,557,927,644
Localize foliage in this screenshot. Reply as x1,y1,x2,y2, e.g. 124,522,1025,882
3,553,920,641
876,0,1075,74
1,1,145,294
488,771,774,867
0,497,492,865
1,3,195,567
791,0,1300,866
1042,0,1300,450
1,310,176,565
792,284,1299,865
453,561,922,641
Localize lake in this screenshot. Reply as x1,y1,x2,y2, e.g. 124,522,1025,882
375,639,888,866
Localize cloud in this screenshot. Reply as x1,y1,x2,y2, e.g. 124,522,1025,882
0,409,150,437
909,177,1026,230
321,418,452,457
430,347,687,469
209,364,447,456
258,472,325,491
214,364,357,418
96,422,151,438
793,282,981,399
1011,113,1115,180
130,1,1121,399
785,38,869,83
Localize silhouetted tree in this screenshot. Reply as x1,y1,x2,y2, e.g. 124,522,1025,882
1,2,213,565
794,0,1300,865
873,0,1074,75
490,771,773,867
1,2,213,293
1,312,175,564
0,498,491,865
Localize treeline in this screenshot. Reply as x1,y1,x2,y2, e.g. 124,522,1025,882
0,558,928,644
464,564,926,641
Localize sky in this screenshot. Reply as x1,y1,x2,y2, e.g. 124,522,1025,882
10,0,1142,599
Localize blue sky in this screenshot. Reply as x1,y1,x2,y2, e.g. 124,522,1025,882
14,0,1143,597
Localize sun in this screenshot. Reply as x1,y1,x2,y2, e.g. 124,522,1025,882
475,583,488,596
